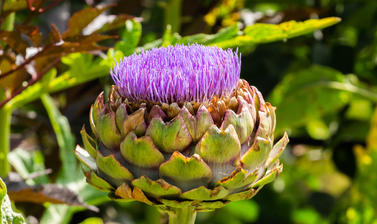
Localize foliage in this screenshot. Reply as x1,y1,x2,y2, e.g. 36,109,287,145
0,178,25,224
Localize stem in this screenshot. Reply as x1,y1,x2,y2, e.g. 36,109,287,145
168,206,197,224
164,0,181,33
0,106,11,178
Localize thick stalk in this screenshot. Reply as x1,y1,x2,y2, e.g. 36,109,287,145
168,206,197,224
0,106,11,178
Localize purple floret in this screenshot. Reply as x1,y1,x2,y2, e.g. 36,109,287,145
111,44,241,103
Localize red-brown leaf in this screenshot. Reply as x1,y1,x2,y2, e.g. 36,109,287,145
7,181,98,211
0,31,28,55
45,23,63,45
62,4,113,39
92,14,137,34
16,25,43,47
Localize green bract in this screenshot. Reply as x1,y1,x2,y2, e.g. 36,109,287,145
75,80,289,213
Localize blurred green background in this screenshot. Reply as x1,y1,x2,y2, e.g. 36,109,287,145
1,0,377,223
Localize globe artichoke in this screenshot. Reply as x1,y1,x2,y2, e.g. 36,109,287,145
75,45,288,223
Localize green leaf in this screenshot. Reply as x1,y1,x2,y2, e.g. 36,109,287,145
0,178,25,224
39,94,109,224
292,208,327,224
244,17,341,43
8,53,111,110
305,119,331,140
203,23,240,45
161,25,176,46
40,94,77,183
8,148,49,185
115,20,142,56
269,65,352,133
225,200,259,222
2,0,27,12
213,17,341,49
79,217,103,224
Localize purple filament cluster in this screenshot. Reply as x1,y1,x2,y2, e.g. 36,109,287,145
111,44,241,103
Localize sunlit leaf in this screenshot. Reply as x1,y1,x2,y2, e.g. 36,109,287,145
115,20,142,56
79,217,104,224
8,148,49,185
244,17,341,43
214,17,341,48
203,23,239,45
0,178,25,224
305,118,330,140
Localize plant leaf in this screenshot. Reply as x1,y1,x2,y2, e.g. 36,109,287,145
243,17,341,43
269,65,352,133
40,94,77,183
8,148,49,185
0,178,25,224
115,19,142,56
214,17,341,49
62,5,112,39
6,179,97,211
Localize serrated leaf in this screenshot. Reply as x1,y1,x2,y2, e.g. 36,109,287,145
7,52,111,109
214,17,341,49
243,17,341,43
0,31,28,55
8,148,49,185
0,178,25,224
115,19,142,55
62,5,111,39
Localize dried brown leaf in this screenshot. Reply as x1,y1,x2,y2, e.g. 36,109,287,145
45,23,62,45
7,180,98,211
16,25,43,47
2,0,28,12
0,56,27,92
92,14,136,34
0,31,28,55
62,5,113,39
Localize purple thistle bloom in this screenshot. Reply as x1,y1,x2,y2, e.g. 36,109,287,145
111,44,241,103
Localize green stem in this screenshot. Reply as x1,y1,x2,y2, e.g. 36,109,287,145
0,2,16,178
164,0,182,33
168,206,197,224
0,106,11,178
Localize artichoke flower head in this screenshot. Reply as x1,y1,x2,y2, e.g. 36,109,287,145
75,45,288,223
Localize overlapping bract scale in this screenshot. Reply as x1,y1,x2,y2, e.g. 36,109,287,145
75,80,288,211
